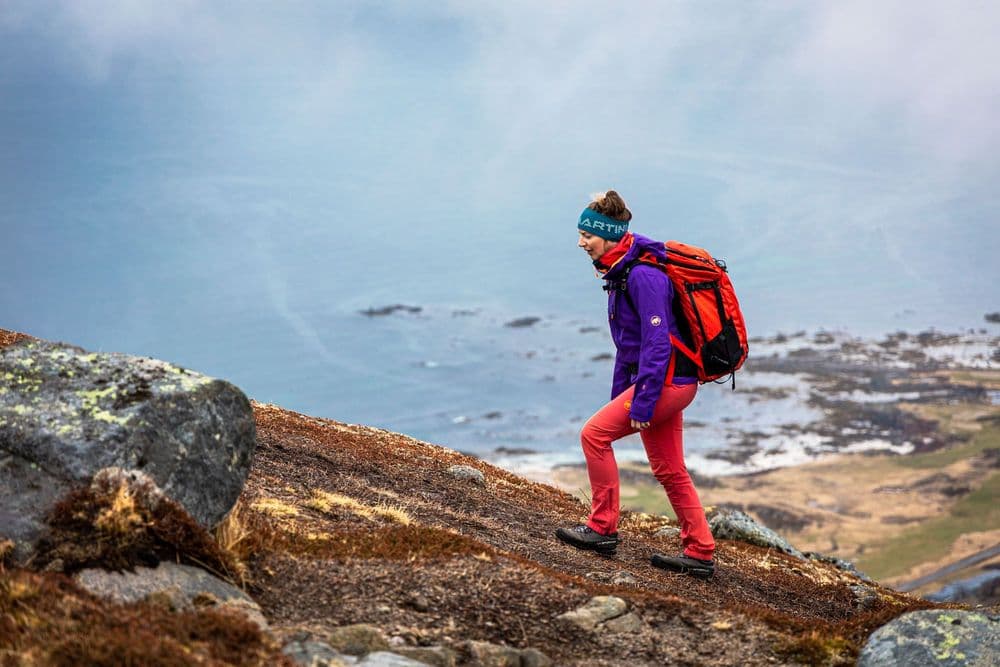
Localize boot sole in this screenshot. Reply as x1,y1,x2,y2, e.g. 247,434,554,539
650,554,714,579
555,530,619,556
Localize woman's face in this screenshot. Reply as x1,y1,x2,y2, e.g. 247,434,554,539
578,231,615,261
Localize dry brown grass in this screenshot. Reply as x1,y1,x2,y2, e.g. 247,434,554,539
274,524,492,561
0,568,292,666
36,475,243,584
250,498,300,517
305,490,413,525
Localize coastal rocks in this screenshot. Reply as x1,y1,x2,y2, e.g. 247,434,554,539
858,609,1000,667
74,561,267,630
447,465,485,486
0,339,255,562
504,317,541,328
556,595,630,632
360,305,423,317
707,509,804,559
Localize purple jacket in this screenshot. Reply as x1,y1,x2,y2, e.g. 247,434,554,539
602,233,696,422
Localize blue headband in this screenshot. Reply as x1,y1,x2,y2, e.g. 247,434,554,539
578,207,629,241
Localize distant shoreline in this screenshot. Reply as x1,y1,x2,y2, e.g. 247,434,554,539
481,326,998,481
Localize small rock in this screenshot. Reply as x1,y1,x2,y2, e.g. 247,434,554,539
611,571,637,586
325,625,390,656
850,583,881,611
556,596,629,631
858,609,1000,667
388,636,406,648
519,648,552,667
447,465,485,485
393,646,457,667
283,640,356,666
603,612,645,634
463,640,522,667
407,592,431,612
357,652,431,667
653,526,681,540
74,561,267,630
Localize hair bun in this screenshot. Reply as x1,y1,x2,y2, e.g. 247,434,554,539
587,189,632,223
589,191,608,204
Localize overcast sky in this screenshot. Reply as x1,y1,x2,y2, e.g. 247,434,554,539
2,1,999,349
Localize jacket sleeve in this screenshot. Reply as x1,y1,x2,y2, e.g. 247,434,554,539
627,266,673,422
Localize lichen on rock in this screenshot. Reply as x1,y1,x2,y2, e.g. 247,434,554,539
858,609,1000,666
708,508,805,559
0,338,256,564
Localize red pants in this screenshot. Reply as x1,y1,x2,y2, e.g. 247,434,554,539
581,381,715,560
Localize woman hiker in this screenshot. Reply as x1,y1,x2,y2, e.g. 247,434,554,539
555,190,716,579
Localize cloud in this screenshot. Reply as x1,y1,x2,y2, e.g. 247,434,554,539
792,1,1000,169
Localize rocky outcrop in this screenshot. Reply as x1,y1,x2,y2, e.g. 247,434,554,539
0,338,255,562
858,609,1000,666
74,560,267,630
708,508,804,559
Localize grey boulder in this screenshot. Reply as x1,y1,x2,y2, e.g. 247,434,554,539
858,609,999,666
75,561,267,630
0,339,255,562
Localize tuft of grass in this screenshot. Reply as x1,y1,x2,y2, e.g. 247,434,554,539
305,490,413,526
250,498,300,517
774,629,852,666
36,475,243,583
93,482,148,536
0,539,13,571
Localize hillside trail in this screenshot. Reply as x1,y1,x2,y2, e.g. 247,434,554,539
239,401,931,665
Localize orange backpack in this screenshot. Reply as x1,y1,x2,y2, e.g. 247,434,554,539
621,241,749,387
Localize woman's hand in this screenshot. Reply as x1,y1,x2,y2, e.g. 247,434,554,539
630,419,651,430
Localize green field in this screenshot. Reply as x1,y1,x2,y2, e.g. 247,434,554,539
857,423,1000,580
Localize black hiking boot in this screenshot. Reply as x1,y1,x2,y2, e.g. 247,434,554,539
650,553,715,579
555,524,620,556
